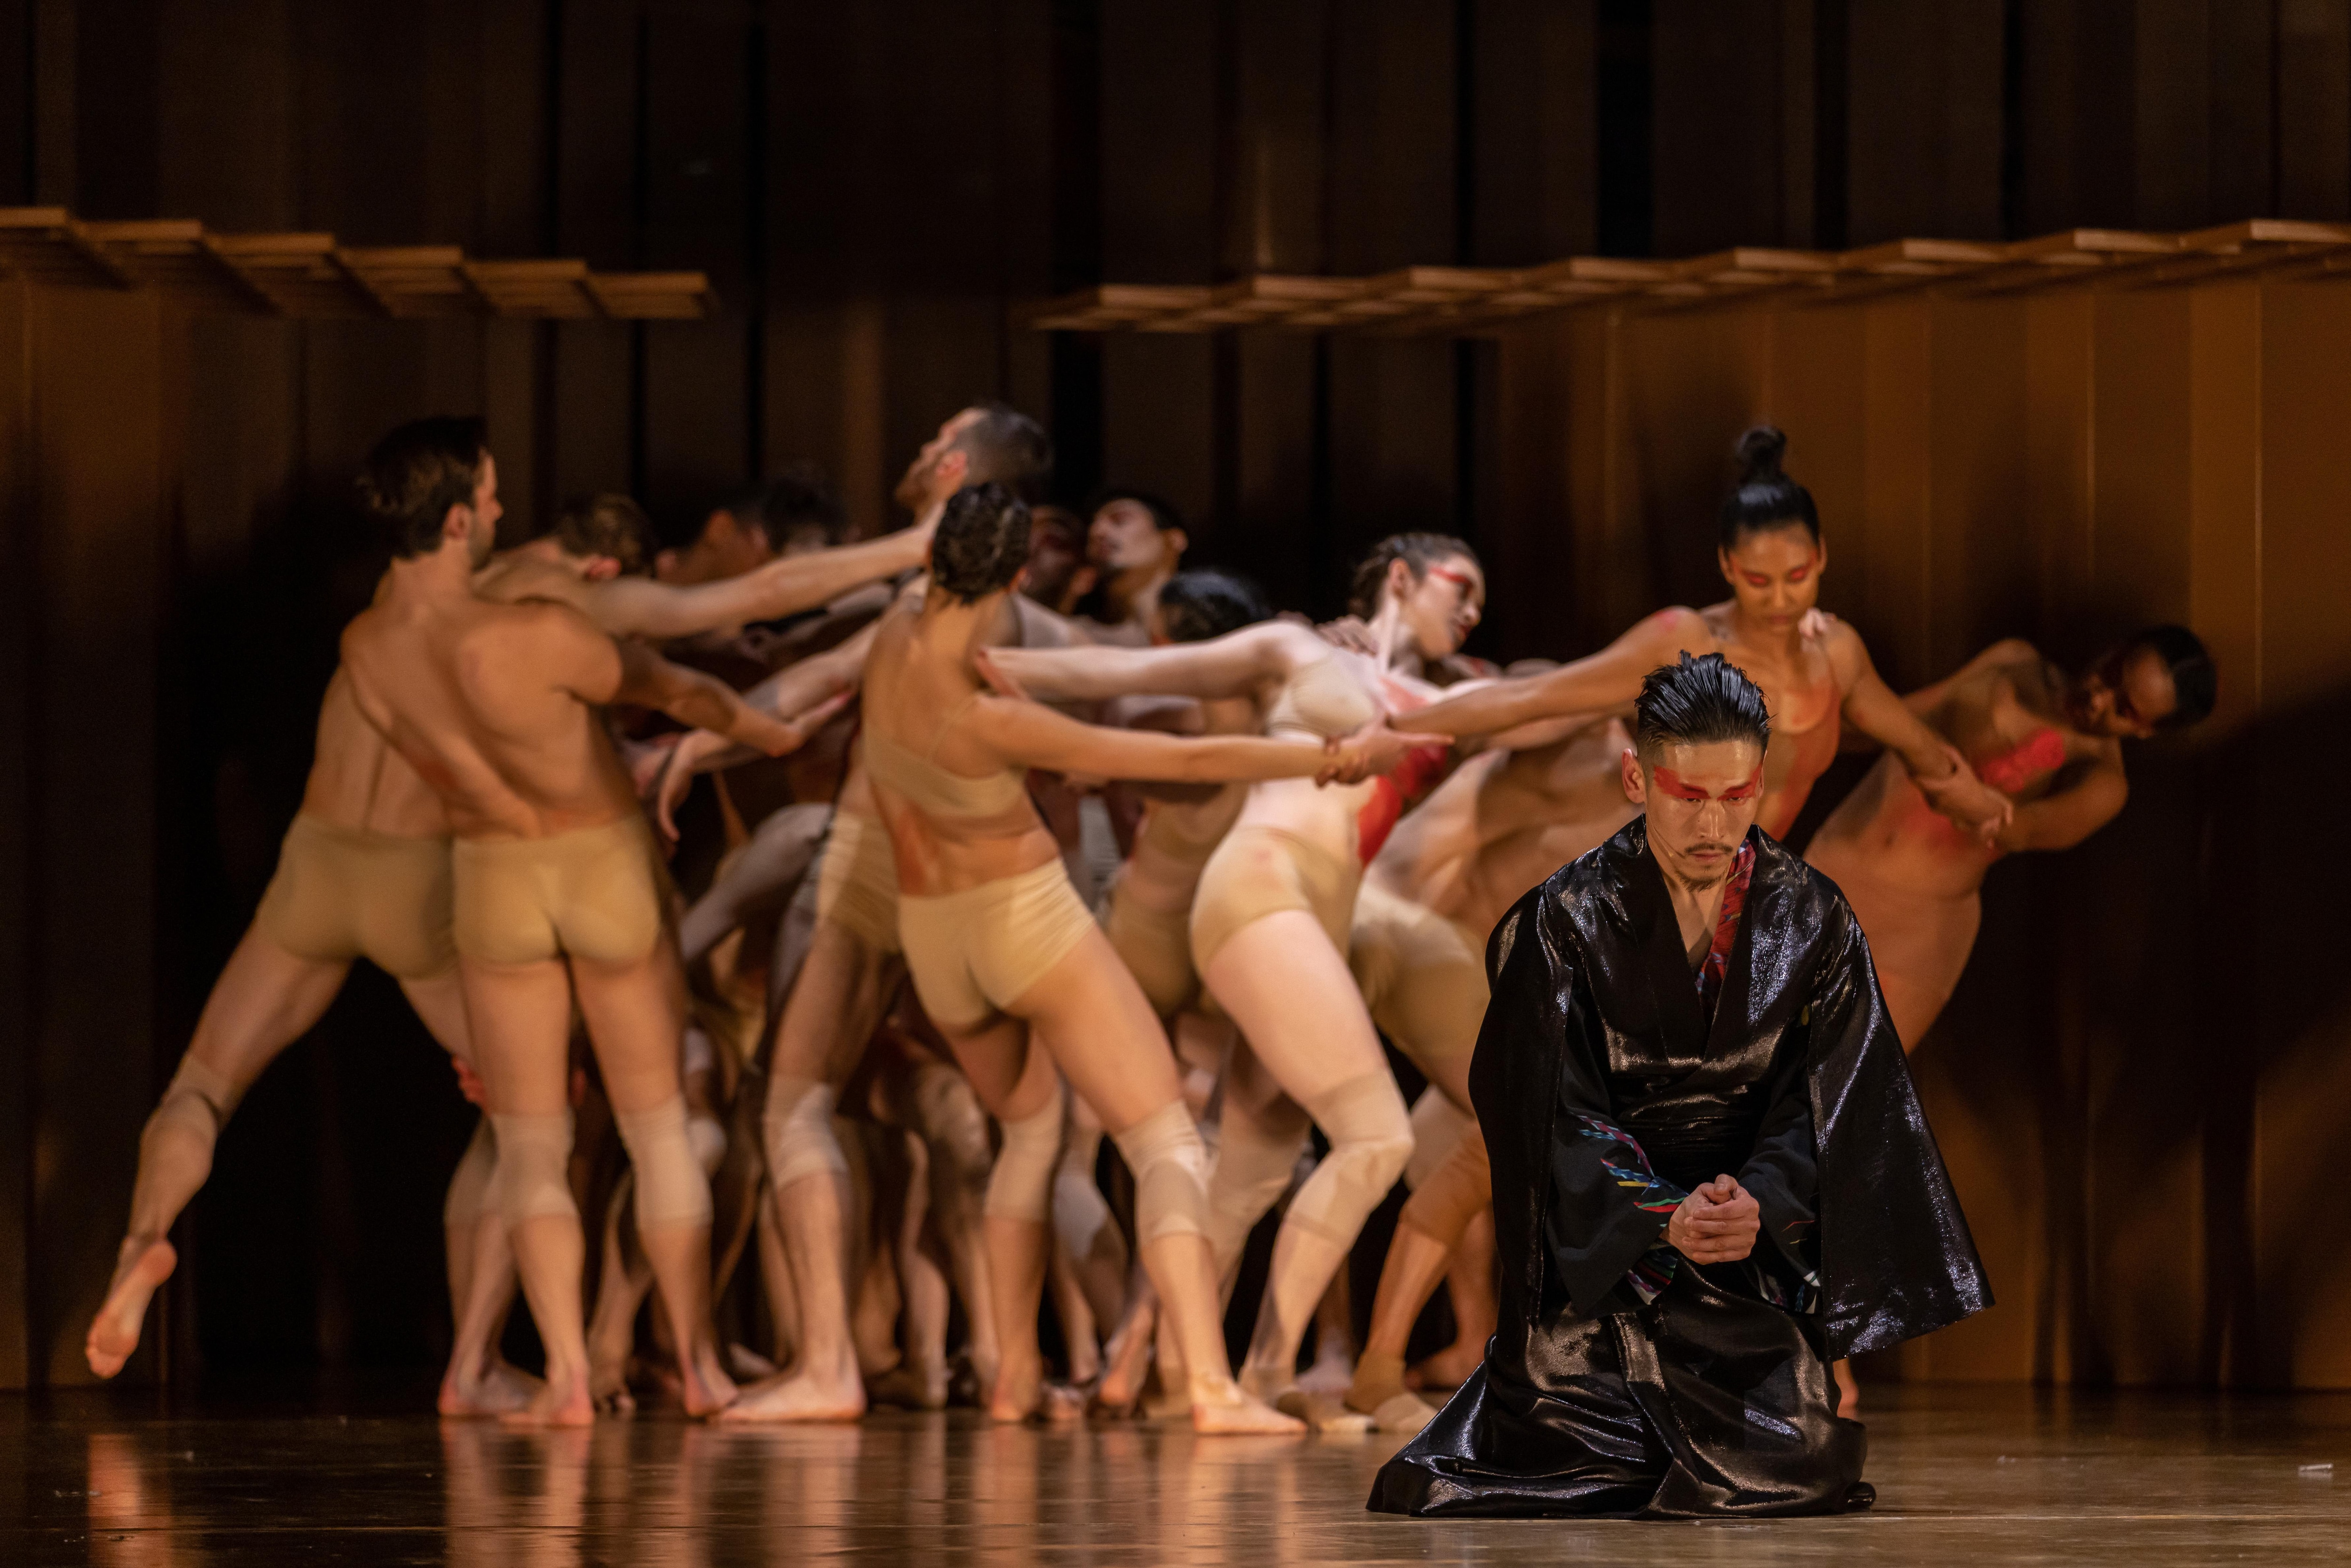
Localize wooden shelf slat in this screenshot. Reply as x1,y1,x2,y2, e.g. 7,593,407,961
1028,218,2351,337
0,207,712,321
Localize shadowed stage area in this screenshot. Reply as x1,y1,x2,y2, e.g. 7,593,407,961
4,1387,2344,1564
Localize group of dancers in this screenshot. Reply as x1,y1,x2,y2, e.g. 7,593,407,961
80,402,2215,1508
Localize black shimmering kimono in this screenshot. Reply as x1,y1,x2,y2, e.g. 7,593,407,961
1369,819,1989,1520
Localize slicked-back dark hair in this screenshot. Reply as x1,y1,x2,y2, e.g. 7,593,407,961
1348,532,1481,618
1635,652,1773,757
554,493,654,575
1718,424,1820,549
930,481,1031,603
2121,623,2217,729
359,415,488,558
1159,568,1271,644
955,402,1054,501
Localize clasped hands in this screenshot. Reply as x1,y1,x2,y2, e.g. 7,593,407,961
1665,1174,1761,1265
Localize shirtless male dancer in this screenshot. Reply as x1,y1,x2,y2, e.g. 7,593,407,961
337,417,819,1427
84,476,918,1409
1807,626,2215,1048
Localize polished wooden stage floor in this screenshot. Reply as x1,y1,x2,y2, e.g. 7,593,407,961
4,1384,2345,1564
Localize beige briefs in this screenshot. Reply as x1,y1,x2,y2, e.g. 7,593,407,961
898,858,1098,1033
1102,880,1199,1018
1349,880,1490,1095
451,815,665,967
1189,822,1361,973
814,807,902,954
254,814,456,980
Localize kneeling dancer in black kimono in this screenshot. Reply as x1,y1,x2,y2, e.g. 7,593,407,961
1370,652,1989,1519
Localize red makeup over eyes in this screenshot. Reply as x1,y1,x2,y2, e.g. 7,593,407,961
1654,766,1762,802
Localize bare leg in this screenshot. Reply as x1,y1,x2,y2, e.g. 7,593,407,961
1202,911,1412,1407
868,1129,954,1409
908,1058,1000,1399
933,1025,1064,1423
1412,1207,1495,1389
1835,1358,1861,1418
752,1182,799,1369
584,1174,651,1412
720,921,891,1423
87,927,351,1379
1002,926,1301,1435
465,954,595,1428
571,946,735,1418
436,1117,541,1416
1348,1125,1489,1426
1294,1273,1355,1396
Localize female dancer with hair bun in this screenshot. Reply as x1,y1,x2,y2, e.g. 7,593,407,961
1807,626,2216,1052
1400,427,2011,838
856,482,1420,1431
987,532,1486,1423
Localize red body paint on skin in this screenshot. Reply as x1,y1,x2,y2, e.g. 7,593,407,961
1425,566,1476,591
1653,765,1762,802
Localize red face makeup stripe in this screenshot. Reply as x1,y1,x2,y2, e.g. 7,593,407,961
1426,566,1477,592
1654,765,1763,802
1653,766,1710,801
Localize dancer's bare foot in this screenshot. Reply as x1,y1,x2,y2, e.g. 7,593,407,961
867,1357,950,1411
438,1357,544,1417
1090,1323,1153,1418
715,1364,865,1424
1275,1388,1375,1433
678,1342,739,1419
499,1366,594,1429
1406,1339,1482,1392
1189,1373,1307,1435
986,1352,1083,1424
1294,1347,1354,1398
85,1237,176,1379
1833,1357,1861,1420
726,1344,778,1381
590,1355,638,1415
1344,1348,1407,1417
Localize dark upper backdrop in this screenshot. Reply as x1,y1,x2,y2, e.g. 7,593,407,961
1,0,2340,1388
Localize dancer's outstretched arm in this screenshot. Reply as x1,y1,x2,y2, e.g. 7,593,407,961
985,620,1322,703
969,691,1424,786
1397,609,1713,741
585,517,936,638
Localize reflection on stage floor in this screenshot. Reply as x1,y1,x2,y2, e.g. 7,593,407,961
2,1384,2345,1565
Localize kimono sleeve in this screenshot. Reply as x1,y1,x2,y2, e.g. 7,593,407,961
1738,1030,1822,1297
1807,898,1993,1357
1542,989,1690,1318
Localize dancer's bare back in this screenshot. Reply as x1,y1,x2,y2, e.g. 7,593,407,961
342,595,680,836
1367,713,1640,938
300,670,451,838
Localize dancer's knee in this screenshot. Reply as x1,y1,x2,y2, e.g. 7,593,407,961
984,1087,1064,1224
615,1095,715,1229
762,1076,850,1192
1287,1071,1413,1245
489,1111,579,1225
1397,1125,1490,1249
1113,1100,1212,1245
140,1056,243,1190
443,1118,498,1230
